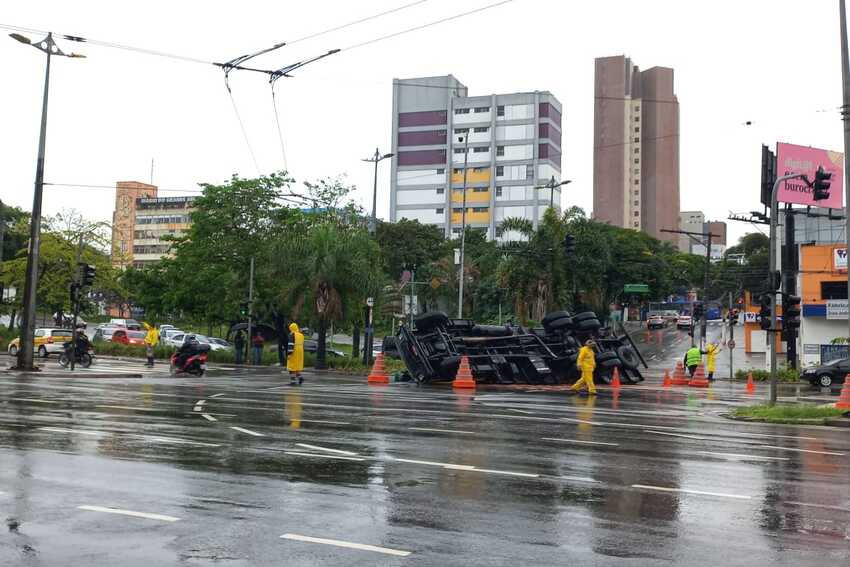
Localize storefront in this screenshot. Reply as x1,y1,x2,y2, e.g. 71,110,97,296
799,244,849,366
742,291,785,355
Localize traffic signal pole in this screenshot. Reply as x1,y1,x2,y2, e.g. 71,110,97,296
728,291,734,381
840,0,850,348
783,207,798,369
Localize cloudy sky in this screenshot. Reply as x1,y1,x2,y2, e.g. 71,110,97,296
1,0,846,246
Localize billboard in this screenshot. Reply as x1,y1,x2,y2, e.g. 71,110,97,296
775,142,844,208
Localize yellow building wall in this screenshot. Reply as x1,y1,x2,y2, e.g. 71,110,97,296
451,169,490,184
451,190,490,204
451,211,491,224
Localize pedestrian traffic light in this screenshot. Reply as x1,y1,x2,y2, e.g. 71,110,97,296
759,294,772,331
782,294,801,331
813,166,832,201
563,234,576,257
69,282,79,304
239,302,249,317
79,263,96,287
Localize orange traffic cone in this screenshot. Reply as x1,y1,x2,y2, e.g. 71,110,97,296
671,360,689,386
452,356,476,389
688,362,710,388
662,370,672,388
836,375,850,410
610,367,622,389
745,372,755,394
367,353,389,385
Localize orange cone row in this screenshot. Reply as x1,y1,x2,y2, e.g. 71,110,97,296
836,374,850,410
746,372,755,394
367,353,389,385
671,360,689,386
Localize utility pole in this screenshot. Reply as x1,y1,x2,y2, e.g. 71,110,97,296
728,291,735,381
363,148,394,235
534,176,572,210
69,235,84,371
9,32,84,371
247,256,255,365
782,206,798,369
840,0,850,347
457,133,470,319
0,200,5,305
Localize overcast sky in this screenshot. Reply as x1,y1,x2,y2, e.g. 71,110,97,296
1,0,847,246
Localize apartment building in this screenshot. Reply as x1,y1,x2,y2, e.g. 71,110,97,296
593,55,680,245
389,75,563,239
111,181,158,267
132,196,196,267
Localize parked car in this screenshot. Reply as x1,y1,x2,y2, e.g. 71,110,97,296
802,358,850,389
111,329,148,346
93,324,123,342
662,310,680,322
647,315,667,330
167,333,228,351
676,315,693,329
161,329,185,344
209,338,233,349
110,318,142,330
7,328,74,357
288,339,345,358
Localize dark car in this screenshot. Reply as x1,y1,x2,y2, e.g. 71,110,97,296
802,358,850,389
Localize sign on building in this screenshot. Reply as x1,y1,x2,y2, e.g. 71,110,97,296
821,344,849,364
834,248,848,272
775,142,844,208
826,300,848,320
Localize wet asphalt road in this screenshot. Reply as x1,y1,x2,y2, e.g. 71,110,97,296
0,345,849,566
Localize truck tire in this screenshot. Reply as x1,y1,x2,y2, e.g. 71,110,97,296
415,311,449,333
572,311,598,323
542,311,571,325
576,319,601,332
616,345,640,370
596,351,619,363
545,316,573,331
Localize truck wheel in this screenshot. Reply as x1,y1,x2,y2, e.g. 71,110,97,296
542,311,571,325
414,311,449,333
545,316,573,331
576,319,601,332
616,346,640,370
572,311,598,323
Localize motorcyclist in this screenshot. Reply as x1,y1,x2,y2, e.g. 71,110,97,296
175,335,201,370
73,327,91,358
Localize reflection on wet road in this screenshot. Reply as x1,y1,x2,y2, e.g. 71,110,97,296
0,357,848,565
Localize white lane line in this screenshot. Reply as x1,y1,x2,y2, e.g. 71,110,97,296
293,420,351,426
759,445,846,456
78,505,180,522
95,405,163,412
542,437,619,447
210,393,226,398
644,430,712,441
295,443,358,456
284,451,364,462
280,533,411,557
9,398,59,404
230,426,265,437
472,468,539,478
631,484,751,500
559,476,599,484
408,427,476,435
193,400,206,412
201,413,217,422
393,457,472,469
783,500,850,513
696,451,789,461
39,427,102,436
145,436,220,448
508,408,535,414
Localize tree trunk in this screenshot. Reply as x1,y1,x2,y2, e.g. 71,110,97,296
7,309,16,331
316,318,328,370
351,324,360,359
272,311,288,367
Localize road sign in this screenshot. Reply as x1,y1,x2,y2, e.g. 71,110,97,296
623,284,649,294
727,339,736,349
430,278,441,290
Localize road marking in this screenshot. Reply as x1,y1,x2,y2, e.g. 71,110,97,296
230,426,265,437
210,393,226,398
473,468,539,478
146,436,220,447
644,430,712,441
783,500,850,513
95,405,163,412
280,533,411,557
631,484,751,500
78,505,180,522
39,427,102,436
193,400,206,412
293,419,351,426
508,408,535,414
542,437,619,447
696,451,789,461
408,427,476,435
559,476,599,483
201,413,217,422
393,457,470,468
759,445,846,456
284,451,364,462
296,443,358,456
8,398,59,404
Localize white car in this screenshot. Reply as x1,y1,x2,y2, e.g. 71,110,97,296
161,329,185,343
167,333,228,351
676,315,693,329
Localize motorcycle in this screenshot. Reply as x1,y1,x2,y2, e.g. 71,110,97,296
169,345,209,376
58,341,94,368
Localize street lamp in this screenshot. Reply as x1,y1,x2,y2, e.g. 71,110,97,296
535,176,572,209
362,148,394,235
10,32,85,371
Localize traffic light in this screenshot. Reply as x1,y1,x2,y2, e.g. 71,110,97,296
239,302,249,317
69,282,79,304
782,294,802,331
79,263,96,287
728,308,739,325
693,302,704,320
563,234,576,257
759,294,772,331
813,166,832,201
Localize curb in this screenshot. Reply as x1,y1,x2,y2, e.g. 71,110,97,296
1,370,144,379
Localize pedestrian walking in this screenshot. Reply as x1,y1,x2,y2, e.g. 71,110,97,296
252,332,265,365
234,331,245,365
571,339,597,396
287,322,305,385
705,342,721,381
684,344,702,377
143,322,159,367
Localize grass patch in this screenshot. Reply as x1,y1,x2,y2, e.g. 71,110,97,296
732,404,847,424
734,366,800,382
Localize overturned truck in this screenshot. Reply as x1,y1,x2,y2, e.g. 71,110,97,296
393,310,647,385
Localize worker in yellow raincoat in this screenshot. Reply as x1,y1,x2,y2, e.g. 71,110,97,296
143,322,159,368
571,339,597,395
705,342,721,381
287,322,305,385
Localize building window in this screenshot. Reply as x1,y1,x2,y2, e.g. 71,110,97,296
474,127,489,133
436,168,445,174
634,168,640,174
436,187,445,194
496,187,503,197
436,208,444,214
472,207,488,213
822,281,849,300
473,147,489,153
634,179,640,184
634,222,640,227
526,165,534,179
454,108,470,115
454,148,467,154
634,200,640,206
634,117,640,122
474,106,490,113
497,105,505,116
453,168,461,174
473,187,488,192
635,105,640,111
453,207,464,212
496,166,505,176
634,137,640,143
635,127,640,133
454,128,469,134
473,167,486,173
634,159,640,164
634,211,640,217
634,148,640,154
496,146,505,156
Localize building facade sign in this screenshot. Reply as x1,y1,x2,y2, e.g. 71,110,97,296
834,248,848,272
775,142,844,208
826,300,848,320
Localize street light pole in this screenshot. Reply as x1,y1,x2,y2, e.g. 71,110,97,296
457,133,470,319
535,176,572,210
839,0,850,347
363,148,394,235
11,32,84,370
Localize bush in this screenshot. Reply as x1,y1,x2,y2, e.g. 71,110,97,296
734,365,800,382
733,404,846,423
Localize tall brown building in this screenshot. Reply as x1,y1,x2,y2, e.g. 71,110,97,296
111,181,157,267
593,55,679,244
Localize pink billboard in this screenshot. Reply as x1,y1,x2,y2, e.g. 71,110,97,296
776,142,844,208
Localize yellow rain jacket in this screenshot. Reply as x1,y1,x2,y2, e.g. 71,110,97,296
287,323,304,373
706,343,720,372
577,345,596,373
143,323,159,347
